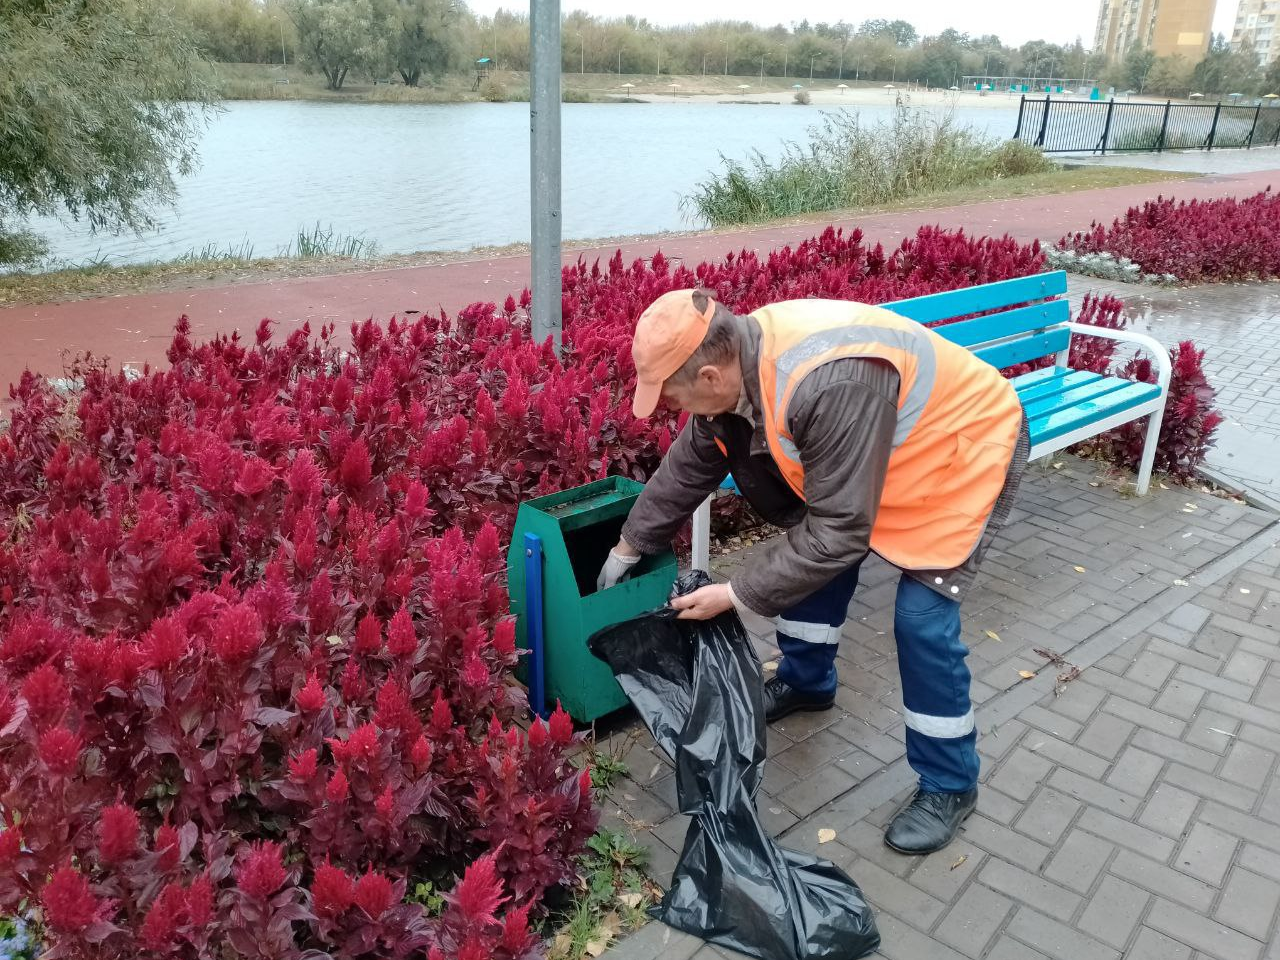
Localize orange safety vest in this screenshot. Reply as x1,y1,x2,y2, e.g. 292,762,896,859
752,299,1022,571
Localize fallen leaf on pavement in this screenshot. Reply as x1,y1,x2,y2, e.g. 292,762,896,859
648,763,662,782
985,630,1001,642
1056,665,1081,685
1018,670,1037,680
950,855,968,871
818,829,837,844
1173,579,1188,586
1034,647,1066,666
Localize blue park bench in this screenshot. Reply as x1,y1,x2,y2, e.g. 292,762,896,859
690,270,1172,571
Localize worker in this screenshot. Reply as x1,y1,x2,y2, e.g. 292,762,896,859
597,288,1028,855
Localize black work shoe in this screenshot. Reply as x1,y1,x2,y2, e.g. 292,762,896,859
762,676,835,724
884,788,979,855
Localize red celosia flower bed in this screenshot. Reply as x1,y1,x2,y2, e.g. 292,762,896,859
1058,188,1280,283
0,224,1218,958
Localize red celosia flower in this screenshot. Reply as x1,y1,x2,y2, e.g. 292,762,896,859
354,612,382,654
237,841,286,900
186,874,214,927
288,748,319,782
21,663,69,729
142,617,187,671
404,480,429,519
528,718,548,749
373,680,411,732
98,802,140,863
155,823,182,869
353,871,394,919
311,859,355,916
461,654,489,688
579,768,592,800
374,786,394,820
140,881,186,950
340,657,366,701
457,939,488,960
42,865,104,932
410,735,432,770
430,693,453,732
39,726,81,775
326,768,350,802
387,606,416,659
549,702,574,746
234,456,274,498
0,827,21,864
210,602,263,665
451,854,505,924
501,901,535,953
337,723,379,764
295,673,326,712
340,438,372,492
492,619,516,656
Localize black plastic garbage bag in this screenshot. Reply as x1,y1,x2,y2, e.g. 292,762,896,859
588,572,880,960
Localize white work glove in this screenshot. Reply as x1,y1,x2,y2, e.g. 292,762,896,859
596,547,641,591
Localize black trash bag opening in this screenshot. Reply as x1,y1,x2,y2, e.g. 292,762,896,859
589,571,880,960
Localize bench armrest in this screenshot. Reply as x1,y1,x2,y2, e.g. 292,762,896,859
1066,323,1172,392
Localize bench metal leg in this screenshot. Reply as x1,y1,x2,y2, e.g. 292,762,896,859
692,494,712,572
1135,400,1166,496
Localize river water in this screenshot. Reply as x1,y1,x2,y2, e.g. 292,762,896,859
31,100,1021,267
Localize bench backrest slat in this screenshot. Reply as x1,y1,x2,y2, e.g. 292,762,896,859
973,329,1071,370
885,271,1068,325
929,300,1071,349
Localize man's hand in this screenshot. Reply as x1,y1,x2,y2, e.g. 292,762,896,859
670,583,734,620
596,540,642,591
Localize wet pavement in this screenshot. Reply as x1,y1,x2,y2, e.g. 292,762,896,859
1066,276,1280,509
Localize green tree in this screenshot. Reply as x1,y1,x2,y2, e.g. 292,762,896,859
0,0,214,267
1192,35,1261,94
382,0,462,86
1145,54,1194,96
858,18,917,45
288,0,386,90
1266,57,1280,92
1122,46,1156,91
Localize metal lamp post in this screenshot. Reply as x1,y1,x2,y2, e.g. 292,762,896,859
529,0,562,355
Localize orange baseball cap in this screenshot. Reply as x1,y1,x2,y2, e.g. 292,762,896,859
631,289,716,418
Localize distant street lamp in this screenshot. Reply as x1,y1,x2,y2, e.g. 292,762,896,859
784,47,789,77
760,53,766,80
703,52,708,75
891,55,897,83
810,54,818,80
722,39,728,76
271,15,287,77
576,31,583,74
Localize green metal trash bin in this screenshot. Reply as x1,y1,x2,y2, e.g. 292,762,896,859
507,477,678,722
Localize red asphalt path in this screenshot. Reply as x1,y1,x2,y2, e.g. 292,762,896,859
2,168,1275,393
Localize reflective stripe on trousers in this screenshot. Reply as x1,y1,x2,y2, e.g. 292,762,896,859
774,567,979,793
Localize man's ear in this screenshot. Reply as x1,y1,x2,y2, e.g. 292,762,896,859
698,364,723,388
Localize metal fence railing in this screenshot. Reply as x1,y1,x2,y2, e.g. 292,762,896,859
1013,95,1280,154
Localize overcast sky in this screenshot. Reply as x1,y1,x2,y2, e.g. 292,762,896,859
467,0,1237,50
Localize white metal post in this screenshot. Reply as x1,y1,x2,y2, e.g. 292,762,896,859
691,495,712,572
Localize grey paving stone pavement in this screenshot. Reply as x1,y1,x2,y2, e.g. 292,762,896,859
597,456,1280,960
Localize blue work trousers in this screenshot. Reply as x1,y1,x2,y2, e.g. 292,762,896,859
775,564,979,793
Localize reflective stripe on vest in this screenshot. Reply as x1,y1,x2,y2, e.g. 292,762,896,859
753,299,1021,571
